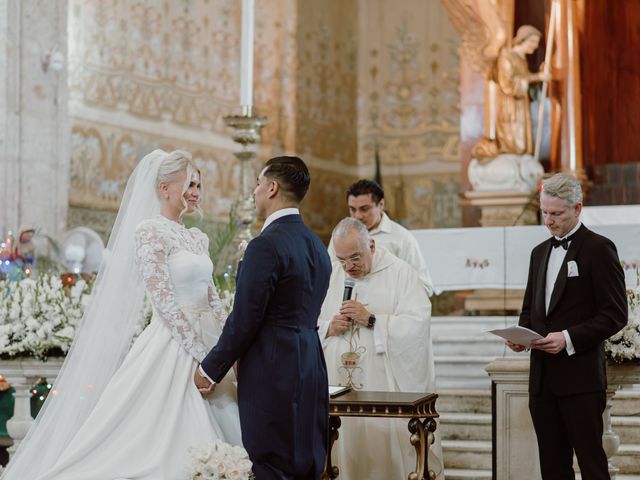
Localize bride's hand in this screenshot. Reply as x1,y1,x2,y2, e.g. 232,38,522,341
194,367,215,397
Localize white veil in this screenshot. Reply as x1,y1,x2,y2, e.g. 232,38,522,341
2,149,169,479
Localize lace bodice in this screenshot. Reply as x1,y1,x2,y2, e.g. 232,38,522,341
134,215,228,362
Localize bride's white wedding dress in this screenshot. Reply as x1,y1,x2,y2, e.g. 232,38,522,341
35,215,241,480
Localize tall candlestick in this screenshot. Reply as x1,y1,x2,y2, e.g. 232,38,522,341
240,0,255,113
488,80,496,140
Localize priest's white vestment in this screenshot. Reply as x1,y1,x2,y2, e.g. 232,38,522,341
318,247,444,480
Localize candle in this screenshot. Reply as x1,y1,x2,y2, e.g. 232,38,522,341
240,0,255,113
488,80,496,140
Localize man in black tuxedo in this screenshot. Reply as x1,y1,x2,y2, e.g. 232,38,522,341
507,173,627,479
195,156,332,479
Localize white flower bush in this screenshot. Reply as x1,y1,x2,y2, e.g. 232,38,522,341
185,439,253,480
0,274,92,359
606,289,640,363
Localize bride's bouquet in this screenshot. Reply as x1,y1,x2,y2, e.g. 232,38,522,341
185,440,254,480
605,289,640,363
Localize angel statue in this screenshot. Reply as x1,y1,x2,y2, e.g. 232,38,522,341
443,0,549,192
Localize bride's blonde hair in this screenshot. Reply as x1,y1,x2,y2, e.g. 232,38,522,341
156,150,203,220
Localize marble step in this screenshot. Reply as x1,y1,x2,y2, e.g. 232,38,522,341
444,469,640,480
433,335,518,357
437,389,492,414
441,439,492,471
440,412,491,441
431,316,519,336
435,356,496,389
614,444,640,475
612,389,640,416
442,440,640,477
437,388,640,416
439,412,640,445
443,468,491,480
613,416,640,445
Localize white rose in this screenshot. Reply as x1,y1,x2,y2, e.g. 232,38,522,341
55,326,75,340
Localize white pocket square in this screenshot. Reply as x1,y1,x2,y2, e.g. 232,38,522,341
567,260,579,277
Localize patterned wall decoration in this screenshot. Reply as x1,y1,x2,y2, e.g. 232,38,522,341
69,120,239,217
67,0,462,237
357,0,460,166
300,0,463,234
295,0,359,165
67,0,296,232
300,168,353,242
68,0,239,130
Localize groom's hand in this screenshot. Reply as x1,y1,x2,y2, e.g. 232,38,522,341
194,366,215,396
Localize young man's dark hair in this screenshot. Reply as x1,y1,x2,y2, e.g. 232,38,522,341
263,156,310,203
346,179,384,204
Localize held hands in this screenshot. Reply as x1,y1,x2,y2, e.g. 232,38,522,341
339,300,370,328
194,366,215,397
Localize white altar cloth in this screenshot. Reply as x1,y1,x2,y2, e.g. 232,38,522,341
412,224,640,294
582,205,640,226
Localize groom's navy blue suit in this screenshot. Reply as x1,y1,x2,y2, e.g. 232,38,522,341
201,214,331,480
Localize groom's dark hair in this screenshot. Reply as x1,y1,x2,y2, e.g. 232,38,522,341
263,156,310,203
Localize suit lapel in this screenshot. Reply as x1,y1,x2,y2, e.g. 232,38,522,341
536,242,552,318
547,225,587,316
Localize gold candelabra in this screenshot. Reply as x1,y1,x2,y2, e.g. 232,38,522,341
223,106,267,247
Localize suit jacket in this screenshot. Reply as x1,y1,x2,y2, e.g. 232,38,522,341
519,224,627,396
201,214,331,476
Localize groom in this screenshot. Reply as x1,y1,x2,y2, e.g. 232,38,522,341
195,156,332,480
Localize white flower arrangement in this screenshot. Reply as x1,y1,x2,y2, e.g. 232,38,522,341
0,273,92,359
605,289,640,363
185,440,253,480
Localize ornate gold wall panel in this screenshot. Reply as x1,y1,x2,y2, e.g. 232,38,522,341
67,0,462,236
67,0,296,229
69,120,240,220
300,0,462,232
357,0,461,169
295,0,359,164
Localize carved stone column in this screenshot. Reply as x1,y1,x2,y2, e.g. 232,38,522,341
0,0,70,240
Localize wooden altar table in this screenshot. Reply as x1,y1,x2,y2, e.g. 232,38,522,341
322,390,439,480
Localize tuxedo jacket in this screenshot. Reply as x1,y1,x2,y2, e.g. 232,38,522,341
519,224,627,396
201,214,331,477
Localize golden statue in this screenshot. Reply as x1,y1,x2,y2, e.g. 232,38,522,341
493,25,549,155
443,0,550,192
445,0,584,178
444,1,550,160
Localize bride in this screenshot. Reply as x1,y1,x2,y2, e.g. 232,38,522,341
1,150,241,479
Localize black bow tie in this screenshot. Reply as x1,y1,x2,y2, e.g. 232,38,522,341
551,234,574,250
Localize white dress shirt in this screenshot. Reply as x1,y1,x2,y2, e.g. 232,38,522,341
261,207,300,232
545,221,582,356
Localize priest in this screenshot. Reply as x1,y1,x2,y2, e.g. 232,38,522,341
318,217,443,480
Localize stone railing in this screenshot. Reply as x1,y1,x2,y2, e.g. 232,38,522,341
486,356,640,480
1,358,64,457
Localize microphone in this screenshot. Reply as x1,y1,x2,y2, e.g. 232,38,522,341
343,278,355,302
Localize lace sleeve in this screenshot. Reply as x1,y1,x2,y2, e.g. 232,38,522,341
134,222,208,362
208,281,229,327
